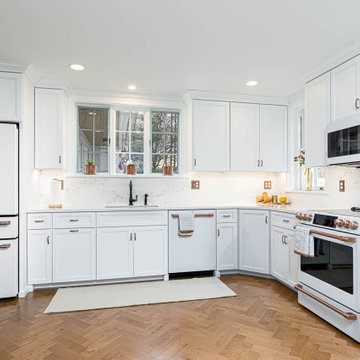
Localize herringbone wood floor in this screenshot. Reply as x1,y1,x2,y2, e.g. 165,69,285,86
1,275,360,360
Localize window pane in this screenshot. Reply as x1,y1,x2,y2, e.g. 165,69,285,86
116,132,129,152
79,108,93,129
116,111,131,131
131,133,144,153
165,154,178,172
165,134,178,154
131,154,144,174
152,134,164,154
116,153,129,174
152,113,164,132
95,109,109,131
164,112,178,133
131,112,144,131
152,155,164,173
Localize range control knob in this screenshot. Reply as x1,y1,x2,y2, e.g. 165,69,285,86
334,219,345,227
352,221,359,230
306,214,313,222
296,213,301,219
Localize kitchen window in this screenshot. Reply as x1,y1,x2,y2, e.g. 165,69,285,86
77,106,180,175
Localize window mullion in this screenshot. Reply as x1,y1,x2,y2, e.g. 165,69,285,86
144,111,151,175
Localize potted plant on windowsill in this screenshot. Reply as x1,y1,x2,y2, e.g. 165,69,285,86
127,163,136,175
85,159,96,175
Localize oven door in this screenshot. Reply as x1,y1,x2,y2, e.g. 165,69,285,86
298,227,360,312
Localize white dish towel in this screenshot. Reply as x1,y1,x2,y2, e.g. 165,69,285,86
178,212,195,237
294,225,314,257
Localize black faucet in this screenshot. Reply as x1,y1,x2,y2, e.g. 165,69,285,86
144,194,148,206
129,180,138,206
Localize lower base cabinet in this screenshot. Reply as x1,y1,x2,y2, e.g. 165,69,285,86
97,226,167,279
0,238,18,298
271,226,299,287
53,228,96,282
239,210,270,274
28,230,52,284
217,222,238,271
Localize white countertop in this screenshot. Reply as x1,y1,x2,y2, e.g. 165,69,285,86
27,203,303,214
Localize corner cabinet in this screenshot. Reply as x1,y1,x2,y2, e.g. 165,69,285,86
35,88,65,169
305,73,330,167
192,100,287,172
192,100,230,171
239,210,270,274
0,72,21,122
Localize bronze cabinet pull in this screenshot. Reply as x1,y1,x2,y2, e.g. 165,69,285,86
282,219,290,223
70,219,79,222
134,233,136,241
172,213,214,218
0,221,11,226
257,160,260,167
223,214,231,218
217,229,220,237
265,216,268,224
261,160,263,167
130,233,132,241
70,229,79,233
295,284,357,320
34,220,44,223
0,243,11,249
194,159,197,167
47,235,50,245
355,98,360,109
281,235,285,244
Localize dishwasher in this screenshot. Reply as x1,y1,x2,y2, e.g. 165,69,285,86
169,210,216,273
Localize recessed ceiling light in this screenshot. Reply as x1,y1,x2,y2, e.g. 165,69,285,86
128,84,136,90
69,63,85,71
246,80,258,87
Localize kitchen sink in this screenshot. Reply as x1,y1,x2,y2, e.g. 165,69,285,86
105,205,159,209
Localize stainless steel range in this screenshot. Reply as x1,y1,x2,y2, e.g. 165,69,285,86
294,209,360,342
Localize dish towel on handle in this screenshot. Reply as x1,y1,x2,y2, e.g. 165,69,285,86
294,225,314,257
178,212,195,237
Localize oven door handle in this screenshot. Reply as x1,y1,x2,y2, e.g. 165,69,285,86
293,226,356,243
295,284,357,321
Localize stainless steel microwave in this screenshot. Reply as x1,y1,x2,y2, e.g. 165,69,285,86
327,119,360,167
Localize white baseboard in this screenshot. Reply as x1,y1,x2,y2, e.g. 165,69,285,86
18,285,33,298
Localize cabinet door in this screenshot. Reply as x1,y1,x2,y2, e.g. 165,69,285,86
305,73,330,167
0,239,18,298
0,124,18,215
230,103,260,171
331,56,360,123
239,210,269,274
28,230,52,285
286,231,299,288
270,227,287,282
97,227,133,280
35,88,64,169
0,72,20,122
53,228,96,282
192,100,230,171
259,105,287,172
133,226,167,277
217,222,238,270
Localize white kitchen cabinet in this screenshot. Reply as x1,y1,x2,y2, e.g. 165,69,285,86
53,228,96,282
28,230,52,285
217,222,238,271
331,55,360,123
287,231,299,288
305,73,331,167
35,88,65,169
270,227,287,282
0,72,21,122
230,103,260,171
192,100,230,171
0,239,18,298
239,210,270,274
133,226,167,276
97,227,133,280
259,105,288,172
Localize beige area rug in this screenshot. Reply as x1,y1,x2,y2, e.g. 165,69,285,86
44,277,237,314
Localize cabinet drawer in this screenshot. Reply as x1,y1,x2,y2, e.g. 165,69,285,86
28,213,52,229
217,209,237,223
97,211,168,227
53,212,95,228
0,216,18,239
271,212,296,230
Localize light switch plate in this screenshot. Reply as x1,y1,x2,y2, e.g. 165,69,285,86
264,181,272,190
339,180,345,192
191,180,200,190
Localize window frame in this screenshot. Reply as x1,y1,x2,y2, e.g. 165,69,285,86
76,104,182,176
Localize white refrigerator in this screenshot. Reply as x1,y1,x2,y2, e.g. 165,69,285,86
0,123,18,298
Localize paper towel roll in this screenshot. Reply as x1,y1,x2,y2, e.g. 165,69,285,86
49,180,62,208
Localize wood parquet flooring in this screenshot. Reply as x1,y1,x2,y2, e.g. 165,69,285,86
1,275,360,360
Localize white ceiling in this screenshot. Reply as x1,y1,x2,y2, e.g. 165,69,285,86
1,0,360,98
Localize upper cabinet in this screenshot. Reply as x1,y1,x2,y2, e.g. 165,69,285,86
193,100,288,172
331,55,360,123
0,72,21,122
259,105,288,172
35,88,65,169
192,100,230,171
305,73,330,167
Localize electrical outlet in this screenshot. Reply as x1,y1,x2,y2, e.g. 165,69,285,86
264,181,272,190
339,180,345,192
191,180,200,190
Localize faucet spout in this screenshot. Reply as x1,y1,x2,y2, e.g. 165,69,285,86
129,180,138,206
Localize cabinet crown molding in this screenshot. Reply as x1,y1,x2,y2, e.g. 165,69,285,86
0,59,29,73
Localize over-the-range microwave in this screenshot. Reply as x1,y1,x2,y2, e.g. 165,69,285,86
327,117,360,167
